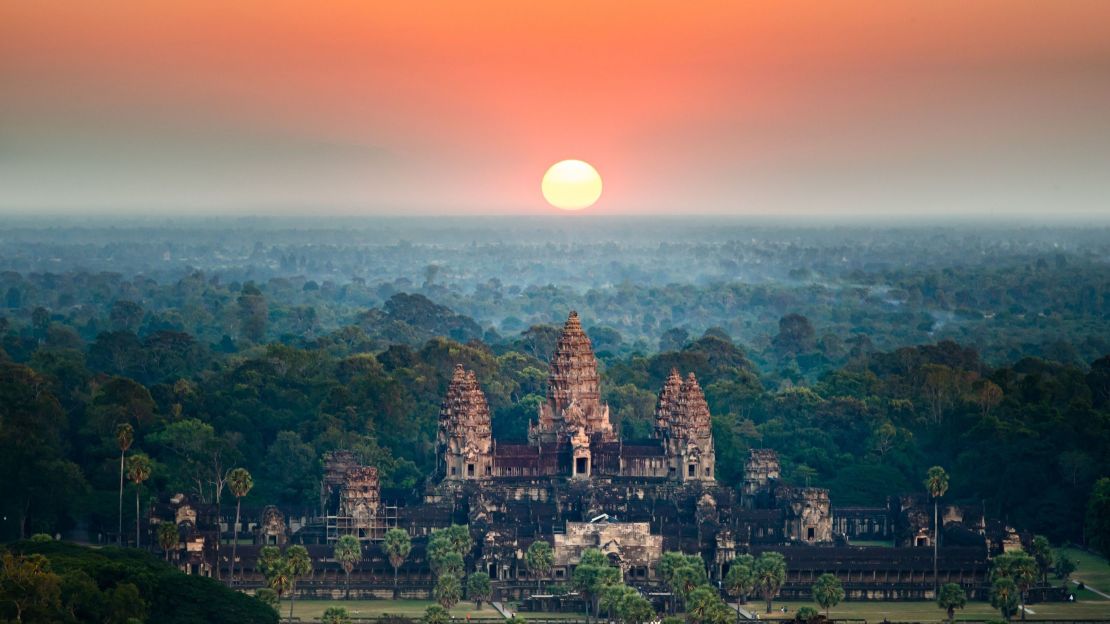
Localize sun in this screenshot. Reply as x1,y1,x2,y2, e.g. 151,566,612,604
541,159,602,210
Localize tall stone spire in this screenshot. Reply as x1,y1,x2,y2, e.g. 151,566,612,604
654,368,683,437
438,364,493,480
675,373,712,438
531,311,614,444
662,371,715,482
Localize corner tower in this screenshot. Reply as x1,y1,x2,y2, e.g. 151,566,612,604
530,311,614,444
657,371,715,482
438,365,493,480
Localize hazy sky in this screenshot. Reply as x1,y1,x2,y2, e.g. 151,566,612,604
2,1,1109,216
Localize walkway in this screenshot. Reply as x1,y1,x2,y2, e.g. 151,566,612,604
728,602,757,621
1072,579,1110,600
491,601,512,619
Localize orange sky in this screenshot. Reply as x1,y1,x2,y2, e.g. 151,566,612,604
2,1,1109,215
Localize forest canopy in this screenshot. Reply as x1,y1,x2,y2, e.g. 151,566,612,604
0,219,1107,548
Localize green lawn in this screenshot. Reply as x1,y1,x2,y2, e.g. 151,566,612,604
1057,547,1110,597
290,599,501,620
847,540,895,548
753,600,1110,622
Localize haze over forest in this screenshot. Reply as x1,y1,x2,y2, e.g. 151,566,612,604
2,217,1108,548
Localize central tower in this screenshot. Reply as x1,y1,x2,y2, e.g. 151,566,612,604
530,311,615,444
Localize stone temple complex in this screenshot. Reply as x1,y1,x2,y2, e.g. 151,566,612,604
438,312,716,483
152,311,1036,603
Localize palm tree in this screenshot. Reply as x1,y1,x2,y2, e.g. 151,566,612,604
925,466,949,594
937,582,967,624
811,573,844,620
435,573,462,610
267,559,292,616
115,423,134,546
991,578,1019,623
127,453,152,548
724,554,755,623
157,521,179,562
753,552,787,614
383,528,412,599
334,535,362,599
526,540,555,591
227,467,253,583
285,545,313,623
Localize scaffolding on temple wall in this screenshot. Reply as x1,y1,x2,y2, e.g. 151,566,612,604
325,503,399,543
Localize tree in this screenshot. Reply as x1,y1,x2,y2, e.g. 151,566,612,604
921,364,958,424
157,522,179,562
601,584,638,621
238,283,268,343
334,535,362,600
992,551,1037,622
617,591,656,624
151,418,239,580
936,582,967,624
322,606,352,624
1054,552,1076,581
811,573,844,619
1085,478,1110,561
724,555,755,623
753,552,787,614
383,528,412,598
657,551,693,613
266,559,291,617
795,606,818,622
439,524,474,556
1028,536,1053,585
991,578,1020,623
924,466,949,593
285,545,313,623
255,588,279,613
669,565,707,615
686,586,721,624
526,540,555,591
977,380,1003,416
422,605,450,624
467,572,492,609
227,467,254,583
433,551,464,579
126,453,152,548
572,549,620,621
0,552,62,623
435,573,462,610
773,314,816,356
258,546,287,612
115,423,134,547
105,582,147,624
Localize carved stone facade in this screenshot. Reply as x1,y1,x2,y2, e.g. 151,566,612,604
737,449,832,544
438,365,493,480
656,370,716,482
553,521,662,579
531,311,614,444
444,312,714,482
155,311,1008,600
259,505,287,546
340,466,383,540
742,449,781,501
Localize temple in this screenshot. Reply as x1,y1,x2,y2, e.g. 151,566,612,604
437,312,715,482
149,311,1041,604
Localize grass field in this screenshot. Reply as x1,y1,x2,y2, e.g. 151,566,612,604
1058,547,1110,597
754,599,1110,622
290,599,500,620
285,550,1110,623
284,596,1110,623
